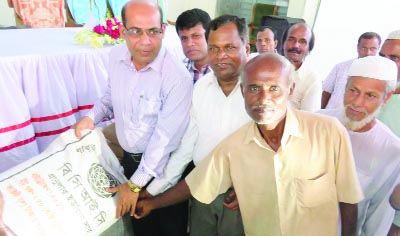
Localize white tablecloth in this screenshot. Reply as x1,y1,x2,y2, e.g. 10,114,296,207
0,28,111,172
0,26,185,173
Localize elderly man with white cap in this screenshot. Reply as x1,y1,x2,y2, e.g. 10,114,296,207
320,55,400,236
378,29,400,236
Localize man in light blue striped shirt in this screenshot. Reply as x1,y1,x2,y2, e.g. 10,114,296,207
73,1,192,235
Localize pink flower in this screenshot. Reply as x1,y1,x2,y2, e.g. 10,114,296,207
110,30,120,39
93,25,105,34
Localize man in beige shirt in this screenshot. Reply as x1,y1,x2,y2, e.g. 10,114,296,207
134,53,364,236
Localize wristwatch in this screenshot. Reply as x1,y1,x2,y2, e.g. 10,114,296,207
127,180,142,193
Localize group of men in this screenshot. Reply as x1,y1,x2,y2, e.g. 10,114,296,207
68,0,400,235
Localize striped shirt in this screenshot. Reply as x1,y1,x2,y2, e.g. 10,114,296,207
86,44,193,187
185,59,212,83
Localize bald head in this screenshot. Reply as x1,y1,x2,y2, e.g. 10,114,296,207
243,53,294,86
121,0,163,28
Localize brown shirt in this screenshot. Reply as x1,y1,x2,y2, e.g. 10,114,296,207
186,108,363,236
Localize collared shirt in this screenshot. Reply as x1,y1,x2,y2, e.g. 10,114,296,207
146,72,250,195
184,59,211,83
322,59,354,109
320,108,400,235
289,60,322,112
186,108,363,236
86,44,193,187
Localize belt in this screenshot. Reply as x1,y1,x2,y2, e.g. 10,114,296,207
123,151,143,163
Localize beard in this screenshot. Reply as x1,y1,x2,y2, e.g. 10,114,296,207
340,104,382,131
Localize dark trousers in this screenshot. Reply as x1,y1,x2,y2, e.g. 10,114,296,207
122,151,194,236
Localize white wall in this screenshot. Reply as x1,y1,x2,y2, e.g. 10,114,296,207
308,0,400,79
287,0,320,26
166,0,217,22
0,1,16,26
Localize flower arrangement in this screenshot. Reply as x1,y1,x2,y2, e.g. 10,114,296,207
74,17,125,48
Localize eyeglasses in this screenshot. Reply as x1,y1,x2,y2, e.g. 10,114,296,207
124,27,163,38
208,45,239,55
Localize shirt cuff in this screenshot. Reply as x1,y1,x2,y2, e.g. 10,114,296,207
85,106,104,124
130,168,153,188
393,211,400,227
146,179,173,196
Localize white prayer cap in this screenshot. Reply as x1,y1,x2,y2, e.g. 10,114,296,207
387,30,400,40
348,56,397,81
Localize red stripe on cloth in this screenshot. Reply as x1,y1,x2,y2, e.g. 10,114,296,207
0,120,32,133
77,105,94,110
35,126,71,137
0,136,36,152
31,105,94,122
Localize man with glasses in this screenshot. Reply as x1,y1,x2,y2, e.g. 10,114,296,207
72,1,192,235
321,32,381,109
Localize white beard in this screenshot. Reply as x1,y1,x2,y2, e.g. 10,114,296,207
340,105,381,131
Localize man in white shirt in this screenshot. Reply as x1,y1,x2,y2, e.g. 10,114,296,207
143,15,251,236
247,26,278,61
320,56,400,236
282,23,322,112
321,32,381,109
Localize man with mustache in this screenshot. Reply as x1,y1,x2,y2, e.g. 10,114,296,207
248,26,278,60
320,56,400,236
134,53,364,236
176,8,212,83
321,32,381,109
144,14,250,236
282,23,322,112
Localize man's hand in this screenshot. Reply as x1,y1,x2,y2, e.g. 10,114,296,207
106,183,139,218
134,199,155,219
71,116,95,138
223,189,239,210
139,189,153,200
388,223,400,236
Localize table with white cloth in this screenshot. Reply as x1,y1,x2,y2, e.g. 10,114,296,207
0,27,111,172
0,26,185,173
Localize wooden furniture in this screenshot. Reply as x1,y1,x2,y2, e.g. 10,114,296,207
248,3,278,45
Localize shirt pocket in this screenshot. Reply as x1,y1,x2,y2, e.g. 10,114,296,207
135,94,162,128
295,173,333,208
